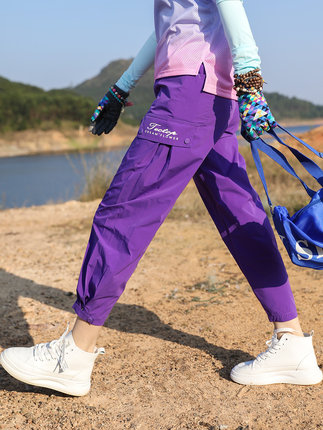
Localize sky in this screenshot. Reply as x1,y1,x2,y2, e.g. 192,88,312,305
1,0,323,104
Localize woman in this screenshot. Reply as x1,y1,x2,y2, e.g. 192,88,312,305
1,0,322,395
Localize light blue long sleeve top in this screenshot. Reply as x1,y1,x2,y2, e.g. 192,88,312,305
115,32,157,92
216,0,261,75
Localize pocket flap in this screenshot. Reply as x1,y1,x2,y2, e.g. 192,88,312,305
137,115,195,148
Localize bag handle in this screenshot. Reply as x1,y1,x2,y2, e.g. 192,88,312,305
276,124,323,158
269,127,323,187
250,140,273,210
250,138,317,212
249,124,323,211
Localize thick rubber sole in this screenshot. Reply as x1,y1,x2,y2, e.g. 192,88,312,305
0,351,90,396
230,366,323,386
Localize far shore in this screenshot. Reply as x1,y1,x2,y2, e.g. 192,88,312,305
278,118,323,127
1,118,323,159
0,122,138,159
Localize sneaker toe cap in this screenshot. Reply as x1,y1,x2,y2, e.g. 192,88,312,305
1,347,19,363
1,347,33,371
230,360,255,381
232,360,253,372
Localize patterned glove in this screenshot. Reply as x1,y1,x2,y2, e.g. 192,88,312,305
238,91,277,142
89,84,129,136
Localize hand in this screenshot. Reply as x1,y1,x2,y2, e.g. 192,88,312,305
89,84,129,136
238,91,277,142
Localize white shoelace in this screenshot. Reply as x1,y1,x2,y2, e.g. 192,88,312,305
32,325,70,373
256,327,296,362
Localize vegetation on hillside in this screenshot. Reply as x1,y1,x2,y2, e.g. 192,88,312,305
264,92,323,120
1,58,323,133
0,77,93,132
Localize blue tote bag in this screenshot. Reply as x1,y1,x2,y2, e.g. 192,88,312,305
250,125,323,270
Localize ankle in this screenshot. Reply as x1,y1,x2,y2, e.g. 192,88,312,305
72,335,96,353
276,330,304,340
71,330,97,353
71,317,102,353
274,327,304,340
274,317,304,339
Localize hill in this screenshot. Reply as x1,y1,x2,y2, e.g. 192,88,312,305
0,77,94,132
1,62,323,134
73,59,155,125
264,92,323,120
74,59,323,124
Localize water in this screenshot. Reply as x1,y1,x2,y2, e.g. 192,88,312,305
0,149,126,209
0,123,321,209
277,124,320,135
238,123,322,145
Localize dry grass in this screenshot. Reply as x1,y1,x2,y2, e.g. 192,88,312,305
78,157,116,202
169,144,322,221
240,144,322,214
78,141,322,219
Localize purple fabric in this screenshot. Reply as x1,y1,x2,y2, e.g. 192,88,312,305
73,67,297,326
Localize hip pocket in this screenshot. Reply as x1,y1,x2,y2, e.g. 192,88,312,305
137,115,196,148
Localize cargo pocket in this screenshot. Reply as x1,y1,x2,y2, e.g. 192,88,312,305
136,114,195,148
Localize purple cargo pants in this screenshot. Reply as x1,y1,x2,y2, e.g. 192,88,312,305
73,66,297,326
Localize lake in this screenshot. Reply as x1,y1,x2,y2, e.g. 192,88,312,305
0,149,126,209
0,124,320,209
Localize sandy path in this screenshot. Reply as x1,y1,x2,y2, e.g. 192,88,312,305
0,190,322,429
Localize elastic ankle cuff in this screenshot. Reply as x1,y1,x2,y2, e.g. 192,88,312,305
267,310,298,323
73,301,95,325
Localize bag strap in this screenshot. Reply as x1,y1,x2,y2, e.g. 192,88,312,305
276,124,323,158
250,138,317,211
269,127,323,187
250,140,273,210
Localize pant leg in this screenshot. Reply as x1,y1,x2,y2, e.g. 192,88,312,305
73,68,237,325
193,114,298,322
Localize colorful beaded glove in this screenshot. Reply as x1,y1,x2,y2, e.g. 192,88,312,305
89,84,129,136
238,91,277,141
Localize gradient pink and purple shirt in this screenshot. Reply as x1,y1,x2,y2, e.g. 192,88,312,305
154,0,237,100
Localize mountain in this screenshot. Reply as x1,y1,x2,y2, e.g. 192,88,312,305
74,59,323,124
1,62,323,134
73,59,155,125
0,76,93,132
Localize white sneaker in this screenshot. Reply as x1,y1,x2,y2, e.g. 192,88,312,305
0,326,105,396
230,328,322,385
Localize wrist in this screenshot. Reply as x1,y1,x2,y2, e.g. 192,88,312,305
115,71,134,93
108,84,129,106
234,68,264,96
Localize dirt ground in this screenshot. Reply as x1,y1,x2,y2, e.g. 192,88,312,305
0,182,322,429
